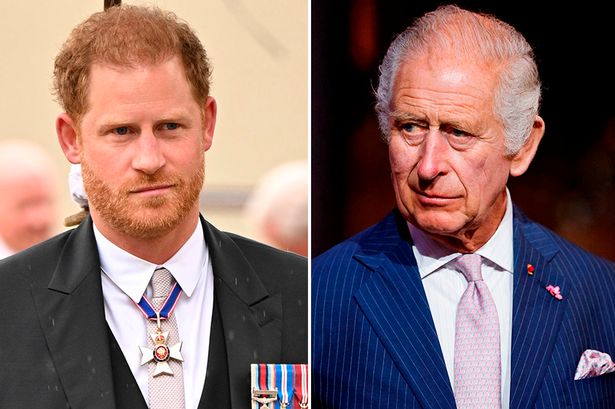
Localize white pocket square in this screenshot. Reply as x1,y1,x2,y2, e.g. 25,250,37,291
574,349,615,380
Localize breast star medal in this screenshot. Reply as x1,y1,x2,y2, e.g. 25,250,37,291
139,328,184,376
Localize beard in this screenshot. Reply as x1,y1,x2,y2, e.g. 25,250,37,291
81,159,204,240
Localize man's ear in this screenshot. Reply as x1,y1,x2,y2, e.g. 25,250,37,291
510,115,545,177
56,113,81,164
201,96,216,152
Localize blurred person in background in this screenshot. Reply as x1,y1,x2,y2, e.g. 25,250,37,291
0,139,58,259
244,160,308,256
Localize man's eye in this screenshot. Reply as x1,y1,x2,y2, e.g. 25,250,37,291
396,122,427,146
163,123,179,130
441,124,471,139
114,127,130,135
450,128,469,138
443,126,477,149
400,123,420,133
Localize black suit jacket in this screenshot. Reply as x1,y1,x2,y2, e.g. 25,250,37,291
0,215,307,408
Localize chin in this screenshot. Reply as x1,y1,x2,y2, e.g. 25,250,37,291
410,210,466,236
119,216,178,239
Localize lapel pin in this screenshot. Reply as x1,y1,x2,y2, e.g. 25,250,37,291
527,264,535,276
546,284,563,300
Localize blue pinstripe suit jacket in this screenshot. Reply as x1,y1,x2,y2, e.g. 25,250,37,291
312,207,615,408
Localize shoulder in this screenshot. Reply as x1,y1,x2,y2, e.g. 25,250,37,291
225,231,306,275
312,211,402,294
312,228,372,272
0,229,74,286
546,226,615,282
514,207,615,283
0,229,78,312
313,211,401,268
226,231,305,262
228,232,307,300
203,218,306,296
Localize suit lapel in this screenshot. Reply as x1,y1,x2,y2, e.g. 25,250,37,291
510,208,569,409
353,213,456,409
201,218,282,409
30,217,117,409
198,298,232,409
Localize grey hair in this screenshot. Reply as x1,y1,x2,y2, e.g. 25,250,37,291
374,5,541,155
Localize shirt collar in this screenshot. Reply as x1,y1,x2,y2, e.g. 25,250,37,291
94,219,208,302
409,189,514,279
0,235,14,259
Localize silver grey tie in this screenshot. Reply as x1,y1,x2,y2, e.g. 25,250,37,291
147,268,185,409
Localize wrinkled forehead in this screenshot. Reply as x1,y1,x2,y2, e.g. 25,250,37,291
394,51,501,98
406,44,502,74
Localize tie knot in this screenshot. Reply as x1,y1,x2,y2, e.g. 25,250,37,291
455,253,483,282
150,267,174,304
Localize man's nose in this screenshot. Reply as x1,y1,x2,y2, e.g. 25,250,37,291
416,130,449,182
132,131,166,175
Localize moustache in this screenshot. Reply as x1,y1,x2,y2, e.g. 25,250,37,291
122,174,183,193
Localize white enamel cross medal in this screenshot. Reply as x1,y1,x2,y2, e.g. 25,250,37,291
139,326,184,376
135,281,185,377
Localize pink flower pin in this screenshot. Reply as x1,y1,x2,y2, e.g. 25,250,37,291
546,284,563,300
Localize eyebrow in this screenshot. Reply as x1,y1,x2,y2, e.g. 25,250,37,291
96,121,132,135
390,109,478,133
390,110,426,123
390,111,431,129
95,113,194,133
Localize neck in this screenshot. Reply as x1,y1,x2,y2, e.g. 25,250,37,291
431,229,493,254
91,209,200,264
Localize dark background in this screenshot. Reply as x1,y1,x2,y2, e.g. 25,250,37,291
312,0,615,259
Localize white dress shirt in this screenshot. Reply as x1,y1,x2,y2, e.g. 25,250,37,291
96,219,214,409
409,190,514,409
0,236,13,260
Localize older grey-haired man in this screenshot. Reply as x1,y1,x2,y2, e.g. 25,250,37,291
313,5,615,409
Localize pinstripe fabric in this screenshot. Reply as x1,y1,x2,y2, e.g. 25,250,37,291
312,208,615,409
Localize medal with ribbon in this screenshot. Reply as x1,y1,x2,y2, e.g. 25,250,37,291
251,363,309,409
275,364,293,408
136,281,184,376
293,364,309,409
251,364,278,409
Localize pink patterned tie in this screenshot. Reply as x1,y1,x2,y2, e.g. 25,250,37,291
454,254,501,409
